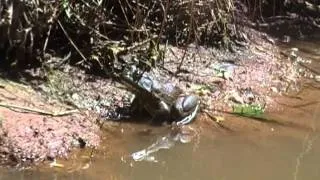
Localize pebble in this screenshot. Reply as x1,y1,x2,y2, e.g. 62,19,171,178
315,75,320,82
270,87,278,93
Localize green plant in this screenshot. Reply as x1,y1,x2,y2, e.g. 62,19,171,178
232,104,264,117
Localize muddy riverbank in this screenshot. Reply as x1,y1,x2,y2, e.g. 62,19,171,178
0,31,318,167
0,79,100,166
2,82,318,179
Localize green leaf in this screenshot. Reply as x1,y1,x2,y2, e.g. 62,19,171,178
232,104,264,117
62,0,72,18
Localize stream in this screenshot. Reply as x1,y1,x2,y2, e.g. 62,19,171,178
0,37,319,180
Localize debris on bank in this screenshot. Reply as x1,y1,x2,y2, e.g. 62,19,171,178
158,32,312,118
32,31,310,124
0,79,100,166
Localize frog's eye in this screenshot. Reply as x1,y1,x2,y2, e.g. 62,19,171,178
181,95,199,112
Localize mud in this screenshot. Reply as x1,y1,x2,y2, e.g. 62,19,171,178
159,31,309,115
0,79,100,166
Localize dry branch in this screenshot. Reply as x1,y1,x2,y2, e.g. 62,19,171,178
0,102,78,116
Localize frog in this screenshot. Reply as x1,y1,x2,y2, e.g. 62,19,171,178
116,65,200,125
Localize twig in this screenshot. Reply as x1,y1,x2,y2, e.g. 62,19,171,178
118,0,131,28
157,0,170,44
125,35,158,52
72,13,110,41
0,102,78,116
43,2,61,54
43,23,53,53
175,47,188,75
203,110,232,131
57,20,88,64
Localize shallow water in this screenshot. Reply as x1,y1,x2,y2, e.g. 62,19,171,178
0,38,320,180
1,123,320,180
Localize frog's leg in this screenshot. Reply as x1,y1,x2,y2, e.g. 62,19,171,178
129,95,146,115
149,101,171,125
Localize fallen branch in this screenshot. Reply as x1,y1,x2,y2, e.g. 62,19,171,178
0,102,78,116
203,110,233,131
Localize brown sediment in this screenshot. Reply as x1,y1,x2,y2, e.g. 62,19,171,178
0,81,100,166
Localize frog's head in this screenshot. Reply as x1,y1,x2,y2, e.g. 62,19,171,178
171,95,200,125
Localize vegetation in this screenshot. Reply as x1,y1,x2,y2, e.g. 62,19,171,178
1,0,317,73
242,0,320,36
232,104,264,117
0,0,238,71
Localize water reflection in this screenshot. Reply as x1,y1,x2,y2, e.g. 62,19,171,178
130,124,197,162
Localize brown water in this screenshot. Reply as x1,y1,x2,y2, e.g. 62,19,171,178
0,38,319,180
